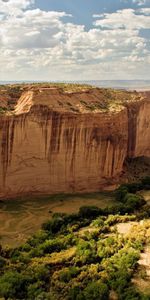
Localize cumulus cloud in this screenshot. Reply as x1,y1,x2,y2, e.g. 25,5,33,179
93,9,150,29
0,0,34,15
0,1,150,80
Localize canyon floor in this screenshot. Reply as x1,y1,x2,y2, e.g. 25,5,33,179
0,190,149,247
0,192,116,247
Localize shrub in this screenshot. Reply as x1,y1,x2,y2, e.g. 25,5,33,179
83,281,109,300
68,286,84,300
124,194,146,210
27,265,49,282
27,281,45,299
39,238,65,254
115,186,128,202
119,286,142,300
91,217,105,227
75,240,97,264
124,183,142,194
0,271,31,298
104,203,129,215
79,206,102,218
42,217,64,234
97,236,123,259
109,269,131,294
64,213,81,224
60,267,80,283
28,230,49,247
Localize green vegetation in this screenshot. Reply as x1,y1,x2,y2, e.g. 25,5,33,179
0,177,150,299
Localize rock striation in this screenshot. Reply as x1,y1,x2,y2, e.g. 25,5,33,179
0,85,149,197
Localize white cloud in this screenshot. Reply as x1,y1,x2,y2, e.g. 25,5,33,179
0,2,150,80
133,0,147,6
139,7,150,14
0,0,34,15
122,0,149,6
93,9,150,29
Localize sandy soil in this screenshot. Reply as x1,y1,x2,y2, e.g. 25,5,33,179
116,222,138,235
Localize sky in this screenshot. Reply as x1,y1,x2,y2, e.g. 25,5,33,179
0,0,150,81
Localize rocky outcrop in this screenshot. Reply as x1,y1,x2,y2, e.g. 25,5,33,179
0,86,149,197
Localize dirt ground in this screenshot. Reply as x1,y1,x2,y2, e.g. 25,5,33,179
0,192,115,247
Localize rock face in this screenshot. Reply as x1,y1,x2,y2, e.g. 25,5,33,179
0,86,149,197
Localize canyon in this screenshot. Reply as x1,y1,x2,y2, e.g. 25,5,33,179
0,84,149,198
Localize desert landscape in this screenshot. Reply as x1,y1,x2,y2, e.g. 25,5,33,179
0,0,150,298
0,83,149,300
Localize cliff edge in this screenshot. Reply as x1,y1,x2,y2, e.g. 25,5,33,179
0,84,149,197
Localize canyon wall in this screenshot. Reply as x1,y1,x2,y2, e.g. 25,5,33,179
0,87,149,197
126,96,150,158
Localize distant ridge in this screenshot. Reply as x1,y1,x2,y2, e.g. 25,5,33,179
0,80,150,90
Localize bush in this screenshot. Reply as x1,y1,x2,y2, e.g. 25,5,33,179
79,206,102,218
27,281,45,299
39,238,65,254
42,217,64,234
83,281,109,300
63,213,81,227
27,265,49,282
119,286,142,300
124,194,146,210
97,236,123,259
0,271,31,298
75,240,97,264
115,186,128,202
124,183,143,194
60,267,80,283
68,286,84,300
109,269,131,294
27,230,49,247
104,203,130,215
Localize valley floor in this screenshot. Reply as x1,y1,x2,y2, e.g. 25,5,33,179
0,192,115,247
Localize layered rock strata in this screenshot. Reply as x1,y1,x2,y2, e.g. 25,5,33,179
0,86,149,197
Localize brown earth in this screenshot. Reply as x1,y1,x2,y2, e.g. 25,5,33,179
0,84,149,198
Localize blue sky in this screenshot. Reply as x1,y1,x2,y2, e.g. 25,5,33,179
36,0,149,29
0,0,150,80
35,0,125,29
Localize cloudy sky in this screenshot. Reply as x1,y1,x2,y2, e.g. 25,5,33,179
0,0,150,81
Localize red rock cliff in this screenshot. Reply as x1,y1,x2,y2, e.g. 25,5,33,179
0,86,149,197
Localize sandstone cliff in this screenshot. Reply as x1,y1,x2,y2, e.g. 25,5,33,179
0,85,149,197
